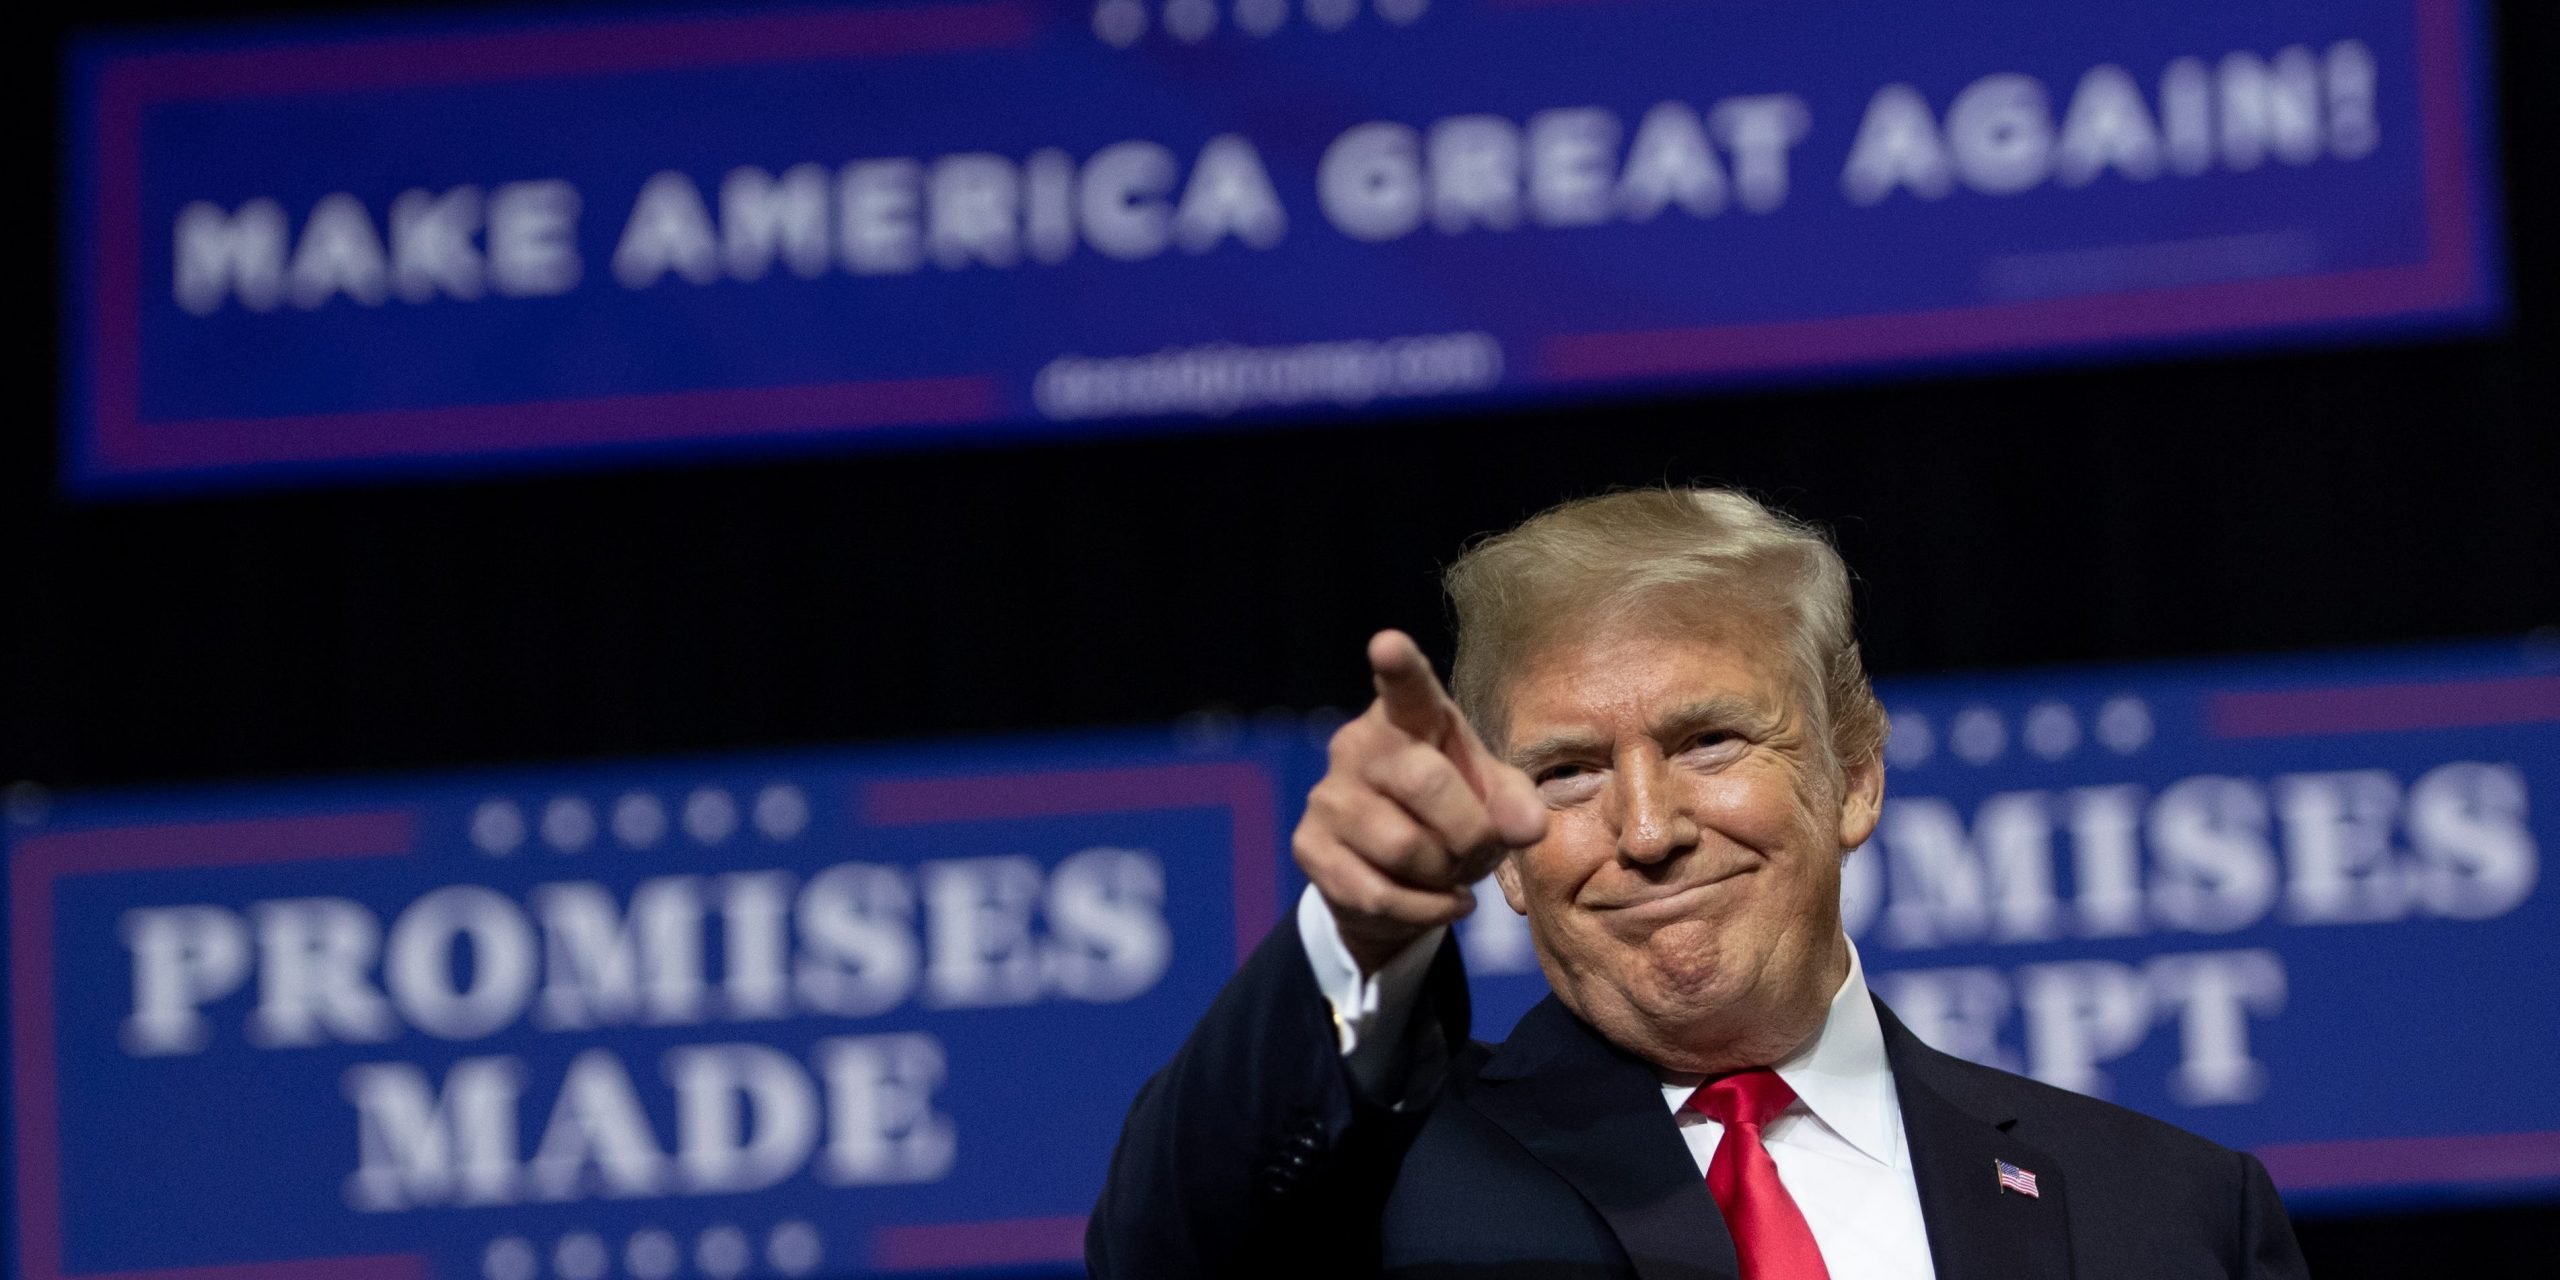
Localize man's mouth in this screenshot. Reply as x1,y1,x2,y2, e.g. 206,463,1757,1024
1588,866,1753,924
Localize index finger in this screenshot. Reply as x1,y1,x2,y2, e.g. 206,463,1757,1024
1365,629,1547,850
1367,629,1453,744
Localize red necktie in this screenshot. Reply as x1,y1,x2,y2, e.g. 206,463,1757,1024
1683,1069,1832,1280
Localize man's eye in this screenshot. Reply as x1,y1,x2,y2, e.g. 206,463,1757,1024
1535,766,1606,805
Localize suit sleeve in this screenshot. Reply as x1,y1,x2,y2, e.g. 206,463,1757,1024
1085,917,1470,1279
2233,1151,2309,1280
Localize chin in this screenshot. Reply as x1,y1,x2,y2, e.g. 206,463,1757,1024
1628,925,1750,1011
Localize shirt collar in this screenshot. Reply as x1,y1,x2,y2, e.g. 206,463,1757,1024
1657,939,1901,1168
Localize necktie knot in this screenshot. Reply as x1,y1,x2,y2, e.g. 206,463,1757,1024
1684,1067,1798,1131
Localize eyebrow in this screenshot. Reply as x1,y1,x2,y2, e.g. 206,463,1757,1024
1504,695,1782,772
1505,730,1608,774
1656,695,1784,744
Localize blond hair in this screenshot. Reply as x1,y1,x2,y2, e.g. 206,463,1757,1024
1444,488,1886,777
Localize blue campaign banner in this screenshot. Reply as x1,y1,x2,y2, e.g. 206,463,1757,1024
1452,640,2560,1214
7,642,2556,1280
64,0,2503,492
6,738,1299,1280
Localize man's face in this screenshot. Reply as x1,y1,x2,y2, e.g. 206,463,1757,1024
1489,617,1882,1073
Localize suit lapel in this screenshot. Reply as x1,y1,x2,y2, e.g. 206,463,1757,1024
1467,996,1738,1280
1878,1000,2075,1280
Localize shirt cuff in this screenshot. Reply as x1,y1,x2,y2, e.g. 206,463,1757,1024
1295,884,1445,1095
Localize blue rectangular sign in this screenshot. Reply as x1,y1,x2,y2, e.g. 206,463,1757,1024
9,741,1297,1280
64,0,2502,491
1454,641,2560,1214
9,642,2556,1280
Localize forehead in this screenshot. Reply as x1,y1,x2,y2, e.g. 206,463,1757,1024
1496,619,1794,748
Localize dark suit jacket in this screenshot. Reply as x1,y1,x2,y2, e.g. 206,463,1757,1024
1089,922,2307,1279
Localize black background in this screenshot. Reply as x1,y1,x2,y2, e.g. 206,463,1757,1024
11,1,2557,1272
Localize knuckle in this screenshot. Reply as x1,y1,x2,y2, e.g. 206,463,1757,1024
1303,777,1345,816
1376,822,1436,870
1326,718,1376,766
1403,747,1457,797
1288,827,1326,874
1361,748,1424,798
1349,827,1403,872
1395,748,1467,809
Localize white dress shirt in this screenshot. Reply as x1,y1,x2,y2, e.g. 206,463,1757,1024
1297,885,1938,1279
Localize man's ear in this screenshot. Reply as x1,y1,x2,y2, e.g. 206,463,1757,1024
1493,855,1529,915
1838,752,1885,851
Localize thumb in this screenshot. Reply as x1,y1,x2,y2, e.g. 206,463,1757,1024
1481,759,1550,848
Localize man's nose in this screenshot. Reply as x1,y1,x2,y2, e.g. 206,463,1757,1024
1613,751,1698,864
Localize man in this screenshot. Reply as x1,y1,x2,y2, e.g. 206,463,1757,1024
1089,489,2307,1279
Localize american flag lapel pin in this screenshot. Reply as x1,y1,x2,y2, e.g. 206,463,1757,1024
1996,1159,2041,1198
